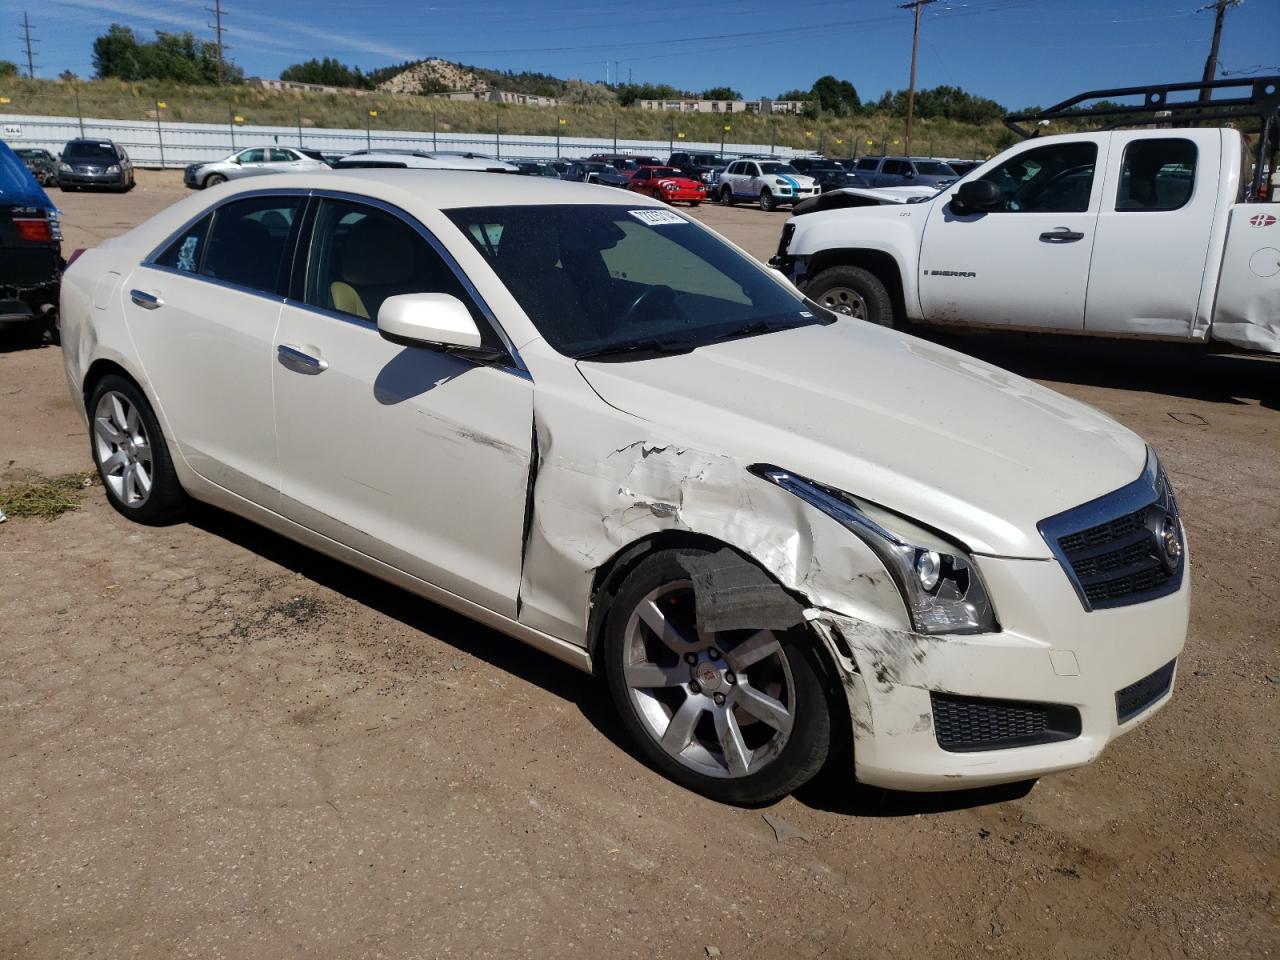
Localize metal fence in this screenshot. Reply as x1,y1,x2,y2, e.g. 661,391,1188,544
1,113,807,169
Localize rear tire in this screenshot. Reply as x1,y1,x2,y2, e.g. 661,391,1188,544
806,265,895,327
88,374,188,525
602,548,832,806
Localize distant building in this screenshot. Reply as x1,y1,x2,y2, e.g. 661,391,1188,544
250,77,370,96
637,98,808,115
432,90,559,108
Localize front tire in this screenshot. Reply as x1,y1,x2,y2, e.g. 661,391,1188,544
203,173,226,188
806,265,896,326
88,375,187,525
602,549,832,805
720,186,735,206
760,189,777,212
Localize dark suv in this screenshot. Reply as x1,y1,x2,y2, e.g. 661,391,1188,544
788,156,856,192
667,151,727,184
57,138,135,192
1,139,62,345
846,155,958,189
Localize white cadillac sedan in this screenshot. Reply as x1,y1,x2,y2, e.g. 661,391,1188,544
60,171,1189,804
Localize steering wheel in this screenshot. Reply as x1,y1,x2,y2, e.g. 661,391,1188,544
622,285,678,326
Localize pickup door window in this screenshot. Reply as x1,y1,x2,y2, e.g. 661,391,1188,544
918,139,1102,330
1085,134,1215,338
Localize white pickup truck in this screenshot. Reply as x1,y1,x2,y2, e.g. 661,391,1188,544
772,79,1280,354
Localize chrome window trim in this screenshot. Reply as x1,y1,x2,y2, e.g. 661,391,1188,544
1038,448,1185,612
137,186,530,380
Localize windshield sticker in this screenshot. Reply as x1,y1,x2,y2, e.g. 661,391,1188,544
629,209,686,226
799,311,814,318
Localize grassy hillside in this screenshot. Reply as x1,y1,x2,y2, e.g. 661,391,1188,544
0,78,1017,158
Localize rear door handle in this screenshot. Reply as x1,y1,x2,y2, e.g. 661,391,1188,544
130,289,163,309
1039,227,1086,243
277,343,328,374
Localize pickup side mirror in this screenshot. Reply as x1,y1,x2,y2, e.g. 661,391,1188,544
904,169,916,179
952,179,1003,213
377,293,504,361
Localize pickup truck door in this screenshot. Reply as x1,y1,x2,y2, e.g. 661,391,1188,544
1084,132,1220,338
918,135,1107,330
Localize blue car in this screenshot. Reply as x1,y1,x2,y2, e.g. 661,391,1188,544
1,139,63,345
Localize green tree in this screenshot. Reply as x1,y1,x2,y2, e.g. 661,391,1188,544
92,24,240,84
281,57,371,89
811,75,860,114
700,86,742,100
0,60,18,79
614,82,693,107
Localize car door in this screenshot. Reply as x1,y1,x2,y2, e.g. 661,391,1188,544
853,157,879,186
740,162,762,199
124,191,305,505
630,168,651,194
230,148,267,179
272,195,533,617
1084,133,1218,338
918,137,1106,330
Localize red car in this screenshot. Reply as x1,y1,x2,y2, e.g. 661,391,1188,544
627,166,706,206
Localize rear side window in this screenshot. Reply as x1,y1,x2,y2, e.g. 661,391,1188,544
1116,139,1197,211
153,214,213,273
200,195,303,293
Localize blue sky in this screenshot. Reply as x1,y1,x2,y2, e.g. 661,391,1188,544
6,0,1279,108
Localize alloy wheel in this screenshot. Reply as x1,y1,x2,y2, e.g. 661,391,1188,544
93,390,154,508
623,580,796,779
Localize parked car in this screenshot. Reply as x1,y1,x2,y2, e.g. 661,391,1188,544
943,159,982,177
667,151,727,183
57,138,134,192
845,156,959,190
788,156,857,193
775,103,1279,353
588,153,664,176
184,146,330,190
561,160,630,188
1,139,62,345
716,159,819,211
333,150,518,173
14,147,57,186
514,160,561,178
60,169,1189,803
627,165,706,205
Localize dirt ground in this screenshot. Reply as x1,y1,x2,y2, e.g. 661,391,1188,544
2,170,1277,959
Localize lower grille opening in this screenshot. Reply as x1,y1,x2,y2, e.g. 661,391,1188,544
931,693,1082,753
1115,659,1176,724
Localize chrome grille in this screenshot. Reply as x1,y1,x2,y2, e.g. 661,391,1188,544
1039,452,1184,612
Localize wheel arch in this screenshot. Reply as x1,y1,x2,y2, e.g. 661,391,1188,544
806,248,908,324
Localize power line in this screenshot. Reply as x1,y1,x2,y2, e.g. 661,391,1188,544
898,0,935,156
20,10,37,79
206,0,228,86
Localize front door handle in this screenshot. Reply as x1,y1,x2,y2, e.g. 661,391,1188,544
130,289,163,309
1039,227,1086,243
277,343,328,374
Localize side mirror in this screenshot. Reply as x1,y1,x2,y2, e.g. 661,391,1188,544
904,169,916,179
377,293,504,361
952,179,1002,213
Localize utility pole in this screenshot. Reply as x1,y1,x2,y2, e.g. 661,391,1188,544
20,11,36,79
898,0,934,156
206,0,228,86
1198,0,1242,101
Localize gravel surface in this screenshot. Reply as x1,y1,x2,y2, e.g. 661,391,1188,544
1,170,1276,959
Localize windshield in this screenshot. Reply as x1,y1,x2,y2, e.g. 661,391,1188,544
445,204,829,359
63,141,118,161
912,160,956,176
16,149,49,160
759,162,799,175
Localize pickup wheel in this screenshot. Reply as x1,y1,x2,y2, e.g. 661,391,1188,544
807,265,895,327
760,189,777,212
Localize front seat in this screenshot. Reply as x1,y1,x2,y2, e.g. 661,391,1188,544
330,215,417,320
492,220,593,340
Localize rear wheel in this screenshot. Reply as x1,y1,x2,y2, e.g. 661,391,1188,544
806,265,895,326
88,375,187,525
603,549,832,805
760,189,777,212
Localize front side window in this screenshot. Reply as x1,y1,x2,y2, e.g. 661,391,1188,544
856,158,879,170
238,148,266,164
882,160,907,176
304,199,494,347
445,204,829,359
978,141,1097,213
1116,138,1197,211
633,169,650,182
200,194,302,293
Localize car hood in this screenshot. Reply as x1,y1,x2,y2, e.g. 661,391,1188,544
576,322,1147,559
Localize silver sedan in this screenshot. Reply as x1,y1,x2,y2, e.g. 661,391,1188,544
184,147,329,190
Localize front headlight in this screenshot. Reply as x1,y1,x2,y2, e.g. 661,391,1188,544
58,162,72,172
751,466,997,635
106,164,121,173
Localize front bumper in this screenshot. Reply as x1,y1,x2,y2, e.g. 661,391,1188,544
59,171,125,187
809,551,1190,791
662,189,706,202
